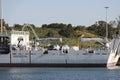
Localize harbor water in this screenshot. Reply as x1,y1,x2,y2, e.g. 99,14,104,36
0,67,120,80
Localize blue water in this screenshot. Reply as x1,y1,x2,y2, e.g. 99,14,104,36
0,67,120,80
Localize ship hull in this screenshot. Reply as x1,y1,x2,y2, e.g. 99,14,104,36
0,47,119,68
0,50,111,67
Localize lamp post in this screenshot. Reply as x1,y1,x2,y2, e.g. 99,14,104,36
0,0,3,34
104,7,109,42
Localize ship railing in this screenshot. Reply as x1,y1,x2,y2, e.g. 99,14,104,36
81,48,109,55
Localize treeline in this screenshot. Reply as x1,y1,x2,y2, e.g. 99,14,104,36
41,17,120,38
0,16,120,39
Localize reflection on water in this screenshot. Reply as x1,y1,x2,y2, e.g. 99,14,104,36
0,67,120,80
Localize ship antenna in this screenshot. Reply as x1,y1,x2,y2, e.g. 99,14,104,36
0,0,3,34
104,7,109,43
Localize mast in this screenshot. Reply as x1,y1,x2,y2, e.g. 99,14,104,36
0,0,3,34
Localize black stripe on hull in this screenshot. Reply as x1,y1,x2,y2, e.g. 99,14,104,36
0,63,107,67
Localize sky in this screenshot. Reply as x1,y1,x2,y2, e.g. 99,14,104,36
2,0,120,27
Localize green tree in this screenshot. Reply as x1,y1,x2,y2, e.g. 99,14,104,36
74,25,86,31
59,24,74,38
41,23,67,29
46,31,54,37
87,21,106,37
41,24,48,28
116,16,120,34
13,24,23,30
87,21,116,38
0,19,10,31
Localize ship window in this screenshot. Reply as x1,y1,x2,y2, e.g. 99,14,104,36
43,50,48,54
88,50,94,53
83,53,87,55
102,53,107,55
96,53,100,55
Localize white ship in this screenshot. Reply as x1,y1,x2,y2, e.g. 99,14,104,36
0,24,120,68
0,1,120,67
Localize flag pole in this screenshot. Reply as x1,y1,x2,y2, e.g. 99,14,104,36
0,0,3,34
